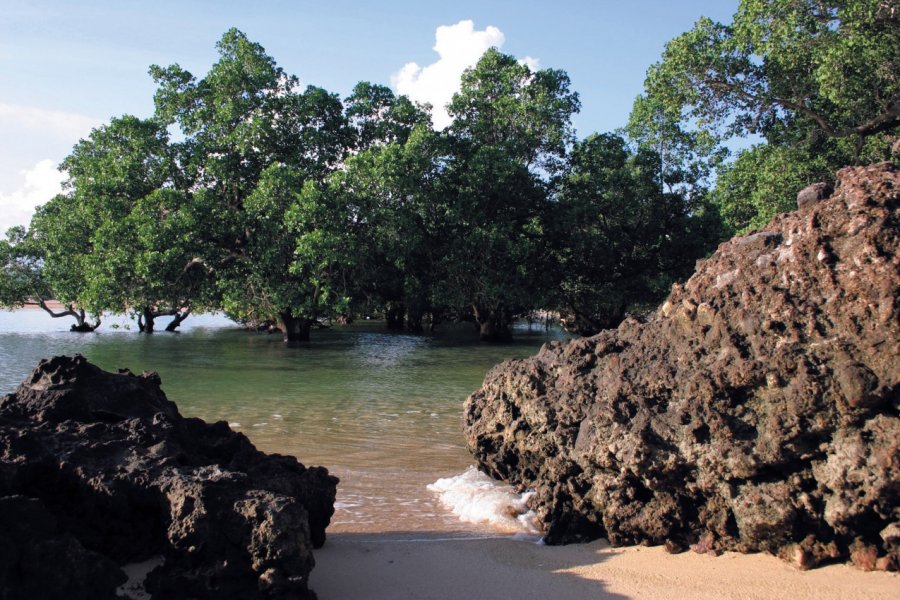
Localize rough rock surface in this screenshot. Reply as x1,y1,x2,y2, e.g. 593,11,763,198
0,355,338,599
465,163,899,569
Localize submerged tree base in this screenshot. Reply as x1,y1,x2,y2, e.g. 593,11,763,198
278,312,312,342
474,305,514,343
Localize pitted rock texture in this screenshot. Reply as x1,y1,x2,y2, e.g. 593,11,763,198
0,355,338,599
465,163,899,570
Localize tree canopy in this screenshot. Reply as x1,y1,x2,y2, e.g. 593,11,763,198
7,10,888,341
551,133,719,334
632,0,899,231
437,48,580,340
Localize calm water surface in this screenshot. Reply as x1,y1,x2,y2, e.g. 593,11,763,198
0,309,567,535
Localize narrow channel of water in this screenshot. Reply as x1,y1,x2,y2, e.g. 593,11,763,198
0,309,567,535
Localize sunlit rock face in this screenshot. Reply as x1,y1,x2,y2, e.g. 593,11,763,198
0,354,338,599
466,163,899,571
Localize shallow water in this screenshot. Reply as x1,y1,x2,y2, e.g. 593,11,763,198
0,309,566,535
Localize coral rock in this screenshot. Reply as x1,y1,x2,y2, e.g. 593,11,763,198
465,163,900,569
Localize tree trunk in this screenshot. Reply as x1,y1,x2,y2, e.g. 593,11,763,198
164,308,191,332
426,310,443,333
406,304,425,333
473,304,513,342
384,302,405,330
138,308,156,334
560,303,627,336
69,308,101,332
36,300,100,332
278,312,311,342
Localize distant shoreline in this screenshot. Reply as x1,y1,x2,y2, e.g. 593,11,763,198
14,300,65,311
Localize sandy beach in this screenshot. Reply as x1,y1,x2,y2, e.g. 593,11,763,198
312,534,898,600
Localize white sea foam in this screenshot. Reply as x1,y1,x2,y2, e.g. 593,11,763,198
117,555,164,600
427,466,540,535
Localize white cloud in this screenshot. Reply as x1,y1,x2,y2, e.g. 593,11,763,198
0,103,102,140
519,56,540,72
392,20,521,130
0,104,100,233
0,160,66,234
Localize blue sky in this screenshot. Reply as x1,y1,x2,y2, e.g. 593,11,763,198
0,0,739,232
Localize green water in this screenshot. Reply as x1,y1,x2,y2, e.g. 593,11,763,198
0,309,566,534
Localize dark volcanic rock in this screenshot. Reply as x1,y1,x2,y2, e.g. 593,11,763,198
465,163,899,569
0,495,126,600
0,355,338,599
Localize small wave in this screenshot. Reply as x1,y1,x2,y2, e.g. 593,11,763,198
427,466,541,535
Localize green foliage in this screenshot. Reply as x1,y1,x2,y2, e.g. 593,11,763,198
345,82,431,150
625,92,725,195
308,125,449,329
0,226,49,308
148,29,353,337
289,177,359,317
552,134,720,334
635,0,899,227
442,48,580,339
52,115,206,325
438,143,551,327
3,195,102,329
61,115,175,203
713,143,834,232
20,28,779,342
29,194,96,311
449,48,580,176
94,189,207,315
646,2,899,145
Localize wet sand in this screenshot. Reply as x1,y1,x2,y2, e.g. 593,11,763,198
311,534,898,600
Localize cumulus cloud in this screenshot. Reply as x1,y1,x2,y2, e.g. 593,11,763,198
518,56,540,72
0,160,66,234
0,104,100,233
0,103,102,140
392,20,539,130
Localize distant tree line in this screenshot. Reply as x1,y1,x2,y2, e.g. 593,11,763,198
2,1,896,341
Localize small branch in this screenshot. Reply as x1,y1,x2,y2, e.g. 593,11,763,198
706,79,900,140
182,257,211,274
37,298,79,320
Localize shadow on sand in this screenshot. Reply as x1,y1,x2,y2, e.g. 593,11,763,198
310,531,629,600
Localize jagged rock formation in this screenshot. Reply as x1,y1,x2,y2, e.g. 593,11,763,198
465,163,899,570
0,355,338,599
